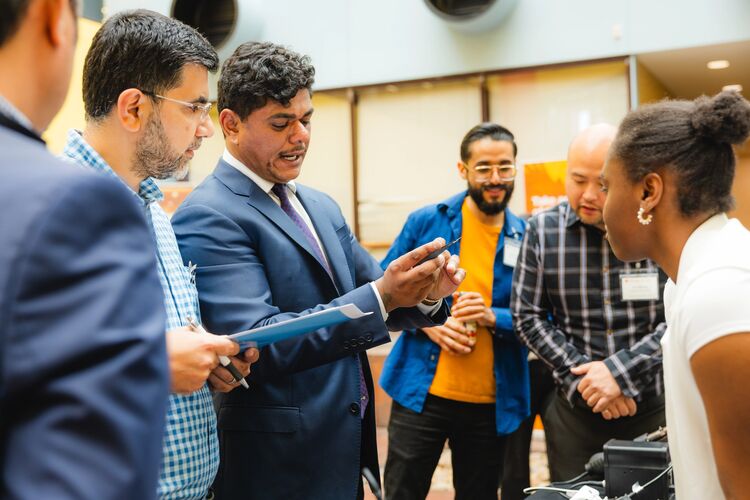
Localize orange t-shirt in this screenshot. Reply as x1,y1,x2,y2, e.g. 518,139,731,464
428,200,500,403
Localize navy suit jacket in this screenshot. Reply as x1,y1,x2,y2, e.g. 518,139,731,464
0,120,169,499
172,159,448,499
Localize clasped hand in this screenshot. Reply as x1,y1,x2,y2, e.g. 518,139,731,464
375,238,466,312
451,291,495,328
571,361,637,420
422,317,475,355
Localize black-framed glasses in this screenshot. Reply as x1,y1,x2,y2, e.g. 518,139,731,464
142,90,213,121
462,163,517,181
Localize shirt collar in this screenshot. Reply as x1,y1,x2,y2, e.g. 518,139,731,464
62,129,163,204
0,93,36,133
222,148,298,195
563,201,581,228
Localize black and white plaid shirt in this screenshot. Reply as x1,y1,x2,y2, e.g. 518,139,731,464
511,201,666,404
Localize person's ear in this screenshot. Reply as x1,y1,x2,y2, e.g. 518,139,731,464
116,89,148,132
640,172,663,214
220,109,242,145
44,0,76,48
457,162,468,181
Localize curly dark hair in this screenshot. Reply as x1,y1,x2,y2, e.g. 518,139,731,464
82,9,218,120
460,122,517,162
217,42,315,119
611,90,750,217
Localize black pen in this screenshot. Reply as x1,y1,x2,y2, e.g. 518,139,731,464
187,317,249,389
414,237,462,267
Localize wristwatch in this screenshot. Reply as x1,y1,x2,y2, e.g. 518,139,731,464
421,296,440,306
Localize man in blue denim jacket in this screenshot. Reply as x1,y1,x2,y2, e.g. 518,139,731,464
380,123,530,500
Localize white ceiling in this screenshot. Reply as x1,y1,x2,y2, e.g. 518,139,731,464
638,39,750,100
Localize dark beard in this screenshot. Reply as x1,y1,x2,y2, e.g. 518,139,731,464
133,115,189,180
467,182,514,215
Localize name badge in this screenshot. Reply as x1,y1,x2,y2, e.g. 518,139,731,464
503,238,522,268
620,272,659,301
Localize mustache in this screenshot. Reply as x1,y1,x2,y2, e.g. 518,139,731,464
481,184,511,191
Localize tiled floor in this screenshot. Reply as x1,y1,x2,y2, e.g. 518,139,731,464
364,428,550,499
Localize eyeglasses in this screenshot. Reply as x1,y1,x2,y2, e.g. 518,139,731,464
463,163,517,181
142,90,213,122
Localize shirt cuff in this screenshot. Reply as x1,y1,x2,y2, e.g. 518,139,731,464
369,282,389,321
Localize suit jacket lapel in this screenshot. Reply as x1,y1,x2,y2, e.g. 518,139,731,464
213,161,338,287
296,187,352,293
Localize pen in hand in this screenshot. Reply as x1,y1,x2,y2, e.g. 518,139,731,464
187,317,250,390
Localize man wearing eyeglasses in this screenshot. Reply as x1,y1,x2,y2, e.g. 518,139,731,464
380,123,530,500
60,10,259,500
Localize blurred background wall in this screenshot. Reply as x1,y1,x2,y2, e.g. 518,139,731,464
49,0,750,254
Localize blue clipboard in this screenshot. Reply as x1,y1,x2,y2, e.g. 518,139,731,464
229,304,372,349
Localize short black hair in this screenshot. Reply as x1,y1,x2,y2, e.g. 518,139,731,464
0,0,77,46
460,122,518,162
218,42,315,120
611,91,750,217
82,9,218,120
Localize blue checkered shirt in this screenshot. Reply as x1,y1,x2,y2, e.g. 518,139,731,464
62,130,218,500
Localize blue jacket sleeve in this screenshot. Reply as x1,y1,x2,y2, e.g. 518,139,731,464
0,175,169,500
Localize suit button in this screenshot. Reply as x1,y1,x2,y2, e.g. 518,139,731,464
343,340,350,349
349,403,360,415
357,337,365,346
365,334,373,342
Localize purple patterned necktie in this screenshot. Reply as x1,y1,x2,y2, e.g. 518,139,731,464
271,183,369,417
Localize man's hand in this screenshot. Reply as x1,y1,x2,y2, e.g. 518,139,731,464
422,317,475,355
209,348,260,393
427,254,465,302
571,361,623,413
451,291,495,328
166,327,240,394
600,396,638,420
375,238,464,312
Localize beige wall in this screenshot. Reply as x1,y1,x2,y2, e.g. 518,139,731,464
637,61,671,105
488,61,630,216
356,80,482,245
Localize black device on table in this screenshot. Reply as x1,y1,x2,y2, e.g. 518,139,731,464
526,427,674,499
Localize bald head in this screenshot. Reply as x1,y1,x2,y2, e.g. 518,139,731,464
568,123,618,164
565,124,617,229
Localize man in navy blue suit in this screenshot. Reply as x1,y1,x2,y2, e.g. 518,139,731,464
172,42,465,499
0,1,170,499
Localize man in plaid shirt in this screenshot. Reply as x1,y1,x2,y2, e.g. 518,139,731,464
511,124,667,481
62,11,259,499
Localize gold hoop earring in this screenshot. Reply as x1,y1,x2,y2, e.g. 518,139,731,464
637,207,653,225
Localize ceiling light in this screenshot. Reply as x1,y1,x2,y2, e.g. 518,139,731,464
723,84,743,92
707,60,730,70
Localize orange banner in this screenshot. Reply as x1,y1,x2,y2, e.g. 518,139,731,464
524,160,568,215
